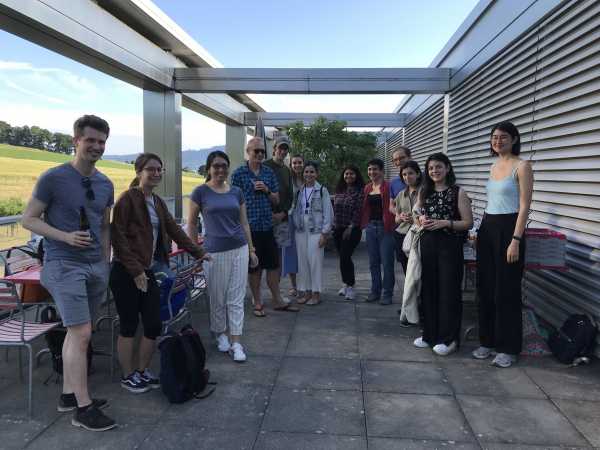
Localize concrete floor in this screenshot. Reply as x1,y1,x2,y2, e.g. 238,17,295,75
1,245,600,449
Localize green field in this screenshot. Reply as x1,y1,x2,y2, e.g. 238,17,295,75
0,143,203,202
0,143,204,248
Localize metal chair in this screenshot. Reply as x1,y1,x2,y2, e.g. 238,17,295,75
0,280,60,417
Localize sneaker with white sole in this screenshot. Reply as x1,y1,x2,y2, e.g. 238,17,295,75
345,286,355,300
338,286,347,296
491,353,516,368
217,333,231,352
137,368,160,389
120,372,150,394
413,336,429,348
472,346,494,360
229,342,247,363
432,341,457,356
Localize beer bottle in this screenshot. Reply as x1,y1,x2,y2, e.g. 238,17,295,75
79,206,90,232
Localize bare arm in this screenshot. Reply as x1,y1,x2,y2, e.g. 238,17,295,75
239,203,255,253
454,189,474,231
186,200,201,244
22,197,91,248
514,161,533,238
269,191,279,206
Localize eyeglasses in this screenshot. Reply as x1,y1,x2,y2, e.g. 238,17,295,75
143,167,165,174
81,177,95,201
210,163,229,170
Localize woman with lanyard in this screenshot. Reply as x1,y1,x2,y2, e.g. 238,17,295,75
281,154,305,297
292,161,334,306
110,153,207,392
187,150,258,363
473,122,533,368
413,152,472,356
360,158,396,305
332,165,365,301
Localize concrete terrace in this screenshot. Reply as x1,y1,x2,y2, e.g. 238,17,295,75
2,245,600,449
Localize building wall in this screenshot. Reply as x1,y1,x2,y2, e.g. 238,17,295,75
382,0,600,349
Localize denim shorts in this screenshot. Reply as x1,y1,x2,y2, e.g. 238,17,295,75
41,259,109,327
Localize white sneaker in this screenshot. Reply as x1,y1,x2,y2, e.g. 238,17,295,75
229,342,247,363
338,285,347,296
345,286,355,300
491,353,516,368
472,346,494,360
413,337,429,348
217,333,231,353
432,341,457,356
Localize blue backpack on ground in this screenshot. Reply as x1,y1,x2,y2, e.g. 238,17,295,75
159,324,215,403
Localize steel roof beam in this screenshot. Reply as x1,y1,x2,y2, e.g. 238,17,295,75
175,68,451,94
0,0,257,124
244,112,408,128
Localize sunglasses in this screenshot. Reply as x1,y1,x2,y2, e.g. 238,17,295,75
252,148,266,155
81,177,95,201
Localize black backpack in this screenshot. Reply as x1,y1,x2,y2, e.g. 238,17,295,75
159,325,216,403
548,314,597,365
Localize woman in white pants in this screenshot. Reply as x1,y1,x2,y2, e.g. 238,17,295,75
187,150,258,362
291,161,334,306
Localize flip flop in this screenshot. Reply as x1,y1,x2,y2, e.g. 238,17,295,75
288,288,298,297
305,298,321,306
273,303,299,312
296,295,308,305
253,305,266,317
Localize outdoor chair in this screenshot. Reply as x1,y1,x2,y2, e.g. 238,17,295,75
0,280,60,417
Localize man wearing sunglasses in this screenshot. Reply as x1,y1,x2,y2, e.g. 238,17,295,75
22,115,116,431
231,137,299,317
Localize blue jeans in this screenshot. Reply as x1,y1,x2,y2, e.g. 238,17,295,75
365,221,396,299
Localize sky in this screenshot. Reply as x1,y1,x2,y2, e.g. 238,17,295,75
0,0,478,155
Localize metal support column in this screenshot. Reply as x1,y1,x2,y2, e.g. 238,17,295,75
442,94,451,153
226,125,247,174
144,90,183,218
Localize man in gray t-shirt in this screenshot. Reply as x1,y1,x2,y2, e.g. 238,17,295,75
22,115,116,431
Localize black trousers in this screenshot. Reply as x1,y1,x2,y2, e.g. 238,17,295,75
476,213,525,355
393,232,408,274
109,261,162,340
420,231,464,346
333,226,362,287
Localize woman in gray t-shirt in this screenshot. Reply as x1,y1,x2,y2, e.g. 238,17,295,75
188,151,257,363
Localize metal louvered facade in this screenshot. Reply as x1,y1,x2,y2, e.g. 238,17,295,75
377,98,444,180
438,0,600,350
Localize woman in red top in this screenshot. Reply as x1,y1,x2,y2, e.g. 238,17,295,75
360,158,397,304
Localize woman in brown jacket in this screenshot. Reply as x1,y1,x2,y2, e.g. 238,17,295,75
110,153,206,393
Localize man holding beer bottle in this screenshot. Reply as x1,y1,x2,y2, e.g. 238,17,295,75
22,115,116,431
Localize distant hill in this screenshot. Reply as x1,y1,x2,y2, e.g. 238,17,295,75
105,146,224,170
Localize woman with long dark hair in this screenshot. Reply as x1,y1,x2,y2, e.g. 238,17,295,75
473,122,533,368
413,153,473,356
291,161,334,305
393,160,422,274
333,165,365,300
187,150,257,363
111,153,207,392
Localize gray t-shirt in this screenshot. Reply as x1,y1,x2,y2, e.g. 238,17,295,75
34,163,114,263
190,184,246,253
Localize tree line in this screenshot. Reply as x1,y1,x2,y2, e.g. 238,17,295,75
0,120,74,154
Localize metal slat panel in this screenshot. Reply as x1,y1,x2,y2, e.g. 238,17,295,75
408,0,600,354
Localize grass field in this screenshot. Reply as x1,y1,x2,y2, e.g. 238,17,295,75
0,143,203,202
0,143,204,248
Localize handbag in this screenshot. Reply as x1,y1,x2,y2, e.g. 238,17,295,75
273,219,292,247
402,224,421,256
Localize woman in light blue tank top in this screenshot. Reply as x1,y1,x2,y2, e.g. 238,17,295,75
473,122,534,368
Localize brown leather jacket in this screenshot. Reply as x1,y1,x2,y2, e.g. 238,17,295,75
111,188,205,277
